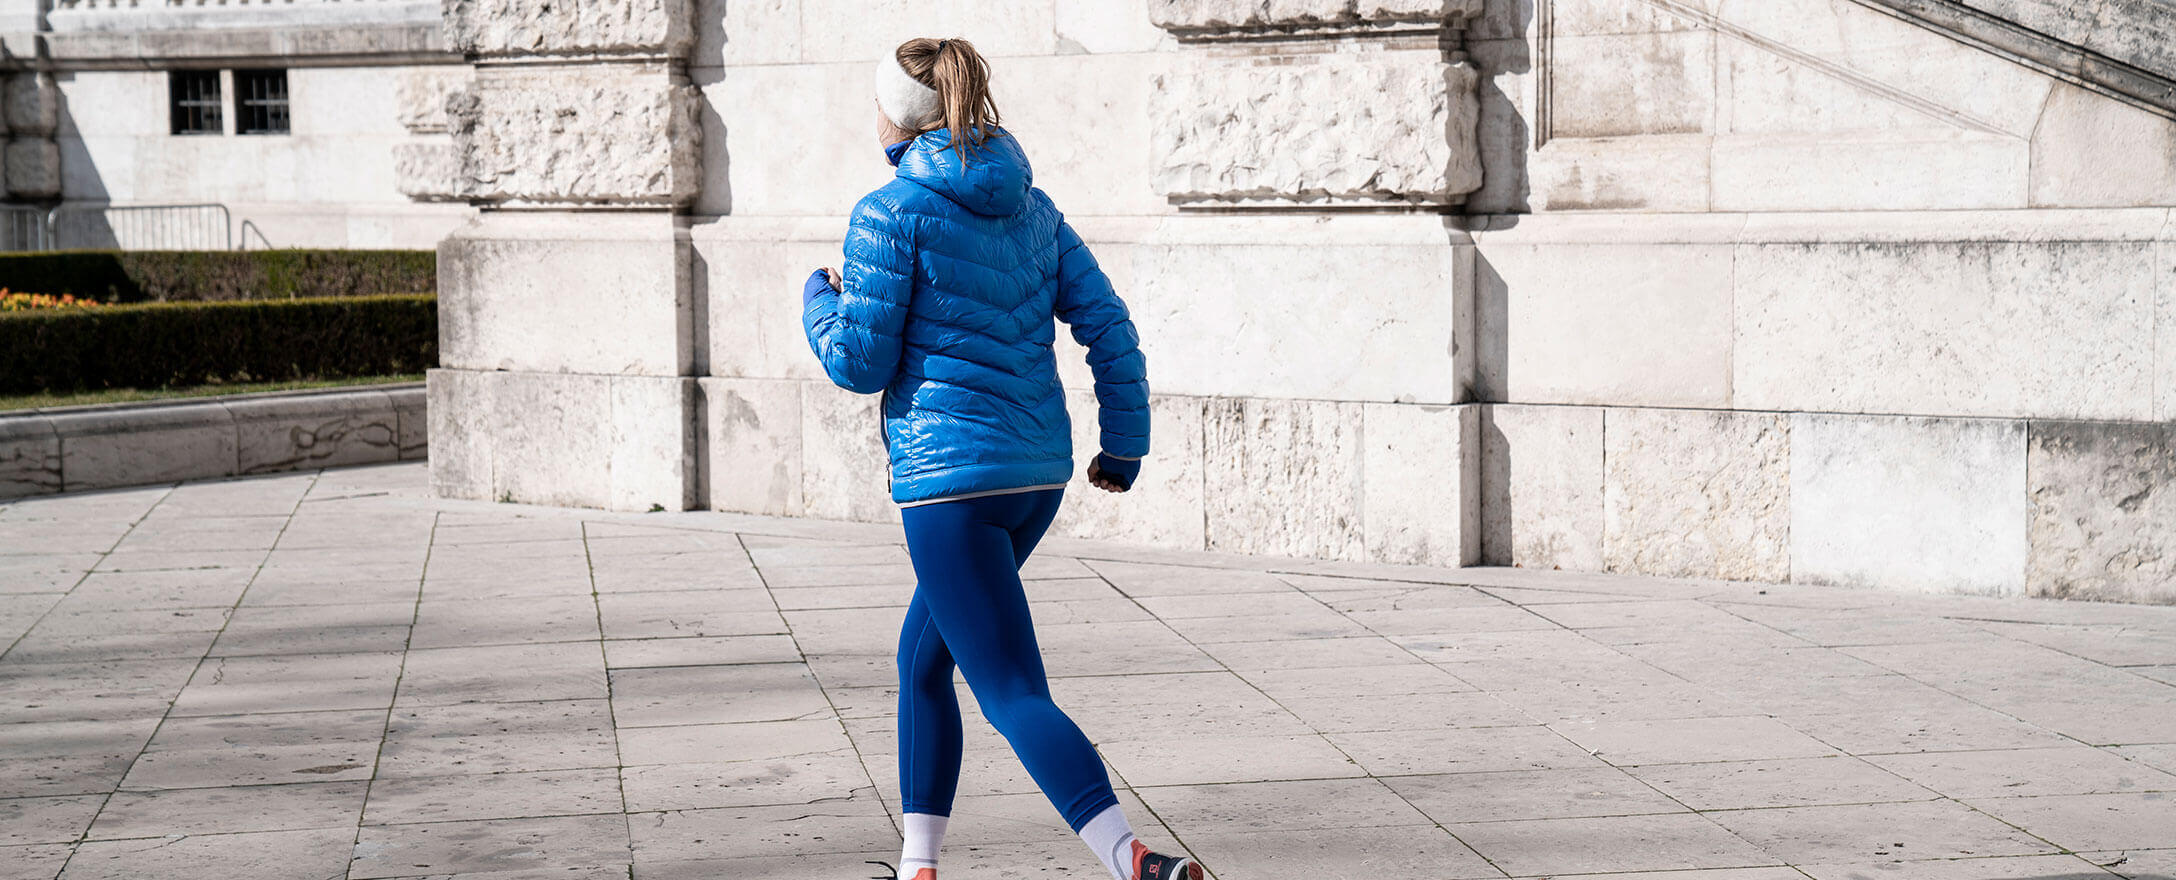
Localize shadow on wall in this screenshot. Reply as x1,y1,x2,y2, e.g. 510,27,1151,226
1468,0,1534,215
47,72,121,248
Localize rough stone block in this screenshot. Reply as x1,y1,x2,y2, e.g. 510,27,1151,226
1546,31,1713,139
1131,216,1470,404
699,376,803,517
5,137,59,199
1361,402,1479,567
1473,241,1732,408
48,403,238,492
394,142,464,202
2029,83,2176,208
438,211,692,376
1734,239,2157,421
1480,403,1604,571
446,0,694,57
5,71,58,136
1710,132,2029,212
2026,420,2176,604
1051,390,1207,550
1603,407,1790,582
1153,53,1480,206
1204,397,1365,561
1148,0,1482,34
395,67,471,135
427,368,697,512
1790,413,2028,596
0,415,61,500
798,385,897,525
447,65,701,206
231,391,403,475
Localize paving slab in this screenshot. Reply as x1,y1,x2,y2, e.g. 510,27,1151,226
1,461,2173,879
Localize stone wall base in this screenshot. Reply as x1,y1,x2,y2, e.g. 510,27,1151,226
427,368,697,513
699,376,1481,567
1485,403,2176,604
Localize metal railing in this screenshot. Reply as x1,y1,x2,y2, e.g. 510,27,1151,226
1,203,235,252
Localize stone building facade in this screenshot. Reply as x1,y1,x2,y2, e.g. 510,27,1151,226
0,0,473,247
417,0,2176,603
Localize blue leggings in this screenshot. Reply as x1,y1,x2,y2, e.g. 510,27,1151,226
896,487,1118,832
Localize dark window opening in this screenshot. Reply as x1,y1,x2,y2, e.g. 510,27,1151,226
235,69,289,135
169,70,222,136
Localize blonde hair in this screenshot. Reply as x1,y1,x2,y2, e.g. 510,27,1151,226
895,37,1001,154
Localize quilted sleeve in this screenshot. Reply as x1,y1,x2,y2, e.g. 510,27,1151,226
1053,219,1150,459
804,195,914,395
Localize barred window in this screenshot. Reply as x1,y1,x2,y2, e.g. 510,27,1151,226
235,69,289,135
168,70,222,136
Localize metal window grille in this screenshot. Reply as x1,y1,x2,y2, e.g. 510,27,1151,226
235,69,289,135
169,70,222,136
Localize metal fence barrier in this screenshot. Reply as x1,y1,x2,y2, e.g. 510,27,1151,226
0,203,234,252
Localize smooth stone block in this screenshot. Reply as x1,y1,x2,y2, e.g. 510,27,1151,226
1480,404,1604,571
692,223,843,380
699,376,803,517
47,403,237,492
1051,390,1208,551
1473,241,1732,408
1734,239,2158,421
2025,420,2176,603
690,0,796,67
438,210,693,376
1361,402,1479,567
392,387,428,460
1524,133,1714,213
1203,397,1365,561
797,384,896,525
0,414,61,499
231,391,402,475
1604,407,1790,582
1545,31,1714,139
2161,235,2175,422
2031,84,2176,208
427,369,697,512
793,0,1056,62
1790,413,2028,596
1711,131,2029,212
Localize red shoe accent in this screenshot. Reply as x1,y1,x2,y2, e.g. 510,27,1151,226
910,869,936,880
1131,840,1152,880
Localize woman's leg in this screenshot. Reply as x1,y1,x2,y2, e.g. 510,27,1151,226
895,589,962,877
898,490,1120,832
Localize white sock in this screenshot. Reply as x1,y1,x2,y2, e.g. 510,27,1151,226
1077,803,1138,880
901,812,948,876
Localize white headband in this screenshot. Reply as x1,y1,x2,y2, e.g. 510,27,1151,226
875,52,941,132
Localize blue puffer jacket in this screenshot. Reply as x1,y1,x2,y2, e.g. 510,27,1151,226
802,127,1149,505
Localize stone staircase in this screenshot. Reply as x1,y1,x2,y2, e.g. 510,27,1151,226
1843,0,2176,117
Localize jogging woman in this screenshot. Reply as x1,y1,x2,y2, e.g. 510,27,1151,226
799,35,1201,880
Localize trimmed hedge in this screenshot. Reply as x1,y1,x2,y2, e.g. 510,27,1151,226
0,249,437,303
0,295,437,395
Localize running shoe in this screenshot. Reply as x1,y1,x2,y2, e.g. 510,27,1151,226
1131,840,1204,880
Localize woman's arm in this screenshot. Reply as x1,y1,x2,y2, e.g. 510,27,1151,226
1053,219,1150,472
804,196,913,395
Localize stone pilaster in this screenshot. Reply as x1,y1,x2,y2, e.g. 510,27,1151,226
3,70,58,200
423,0,703,512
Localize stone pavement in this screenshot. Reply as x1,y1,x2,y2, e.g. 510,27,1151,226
2,463,2174,880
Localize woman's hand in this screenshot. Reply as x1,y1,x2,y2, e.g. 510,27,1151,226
802,268,844,309
1087,452,1139,493
825,267,842,291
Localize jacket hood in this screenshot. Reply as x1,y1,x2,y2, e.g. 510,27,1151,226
895,127,1032,217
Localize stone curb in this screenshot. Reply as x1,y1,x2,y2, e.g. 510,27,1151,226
0,383,426,499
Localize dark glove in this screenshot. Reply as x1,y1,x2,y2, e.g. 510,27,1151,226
803,268,837,308
1090,452,1141,491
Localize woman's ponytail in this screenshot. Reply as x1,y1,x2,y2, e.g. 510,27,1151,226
896,37,1001,154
